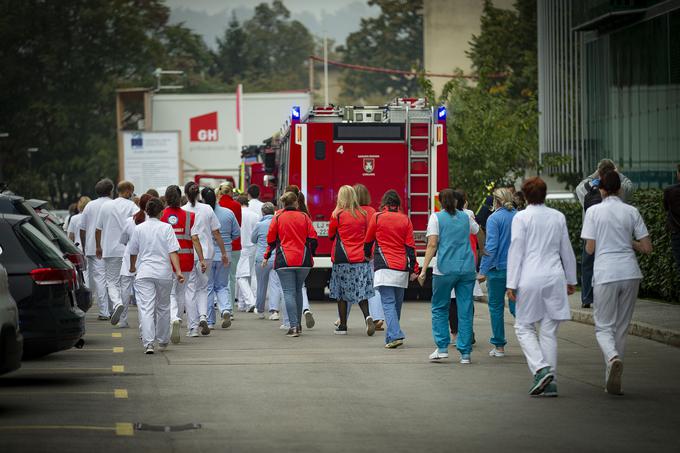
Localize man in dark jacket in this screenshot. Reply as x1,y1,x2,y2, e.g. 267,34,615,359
664,165,680,271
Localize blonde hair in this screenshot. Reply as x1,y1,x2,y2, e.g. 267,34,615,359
333,185,365,218
493,188,515,211
77,196,91,213
279,191,298,208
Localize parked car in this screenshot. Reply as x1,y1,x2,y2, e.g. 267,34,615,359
0,263,22,374
28,199,91,312
0,213,85,358
0,194,91,312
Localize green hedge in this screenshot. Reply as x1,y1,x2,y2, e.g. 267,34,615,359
549,190,680,303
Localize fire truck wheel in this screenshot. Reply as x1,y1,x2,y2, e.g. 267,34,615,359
404,288,420,301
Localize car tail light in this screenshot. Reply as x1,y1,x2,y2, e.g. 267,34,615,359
31,267,76,286
66,253,86,270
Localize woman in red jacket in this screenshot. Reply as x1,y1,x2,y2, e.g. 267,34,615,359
364,190,420,349
329,185,375,336
264,191,318,337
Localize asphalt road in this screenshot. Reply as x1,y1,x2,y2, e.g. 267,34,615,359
1,301,679,453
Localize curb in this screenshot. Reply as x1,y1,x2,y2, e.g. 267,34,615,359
570,308,680,348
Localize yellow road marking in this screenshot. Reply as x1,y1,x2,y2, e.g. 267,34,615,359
112,332,123,338
114,389,129,399
0,423,134,436
0,391,125,399
115,423,134,436
23,367,116,373
84,333,122,338
113,347,124,353
112,365,125,373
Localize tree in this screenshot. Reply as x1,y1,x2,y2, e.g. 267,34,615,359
338,0,423,103
0,0,212,206
467,0,537,99
213,1,314,92
445,79,538,209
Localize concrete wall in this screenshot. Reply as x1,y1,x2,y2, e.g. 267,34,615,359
423,0,514,96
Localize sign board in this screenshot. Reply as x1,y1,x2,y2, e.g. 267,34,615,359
122,131,181,193
151,91,312,180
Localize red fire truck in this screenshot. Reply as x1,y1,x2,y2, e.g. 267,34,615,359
259,97,448,299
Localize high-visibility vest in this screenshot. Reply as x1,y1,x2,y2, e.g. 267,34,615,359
161,207,195,273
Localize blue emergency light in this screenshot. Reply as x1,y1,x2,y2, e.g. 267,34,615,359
291,106,301,120
437,106,447,120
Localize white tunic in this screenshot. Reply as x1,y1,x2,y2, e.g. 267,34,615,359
127,218,180,280
580,196,649,285
95,197,137,258
236,208,259,277
79,196,111,256
67,213,83,245
248,198,264,219
506,204,577,324
119,217,138,278
182,202,220,261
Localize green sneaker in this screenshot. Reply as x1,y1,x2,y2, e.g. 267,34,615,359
541,382,558,397
529,367,554,395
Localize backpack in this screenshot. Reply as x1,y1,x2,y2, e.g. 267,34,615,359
583,179,602,212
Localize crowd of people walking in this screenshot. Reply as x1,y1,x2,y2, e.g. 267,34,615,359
67,158,661,397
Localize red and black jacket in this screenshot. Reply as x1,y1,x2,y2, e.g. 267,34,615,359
328,209,368,264
265,208,318,269
364,207,420,274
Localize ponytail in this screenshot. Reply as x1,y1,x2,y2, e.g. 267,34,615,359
184,181,199,207
134,194,153,225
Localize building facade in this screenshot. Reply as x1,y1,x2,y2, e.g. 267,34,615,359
539,0,680,187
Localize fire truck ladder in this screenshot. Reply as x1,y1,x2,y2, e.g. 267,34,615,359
405,105,432,247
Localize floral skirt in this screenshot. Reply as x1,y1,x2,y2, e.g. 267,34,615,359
329,262,375,304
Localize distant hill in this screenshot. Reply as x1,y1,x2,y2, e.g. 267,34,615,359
169,1,378,49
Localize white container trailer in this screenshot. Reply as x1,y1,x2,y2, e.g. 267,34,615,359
151,91,312,181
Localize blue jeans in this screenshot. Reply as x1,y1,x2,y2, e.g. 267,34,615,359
486,269,508,347
581,242,594,305
207,253,232,325
432,272,475,354
378,286,405,343
277,268,310,329
255,259,273,313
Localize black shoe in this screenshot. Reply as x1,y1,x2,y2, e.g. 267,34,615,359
582,303,592,309
334,325,348,335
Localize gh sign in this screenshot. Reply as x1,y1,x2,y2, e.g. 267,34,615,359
190,112,219,142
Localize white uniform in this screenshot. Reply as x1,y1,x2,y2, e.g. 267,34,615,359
168,211,202,324
127,218,180,348
581,196,649,374
118,216,142,327
248,198,264,219
182,202,220,331
67,213,87,282
507,204,577,375
80,196,112,317
96,197,137,317
236,207,259,310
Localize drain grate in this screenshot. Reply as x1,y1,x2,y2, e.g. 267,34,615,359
134,423,201,433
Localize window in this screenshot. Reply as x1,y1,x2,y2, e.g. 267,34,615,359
334,124,404,141
314,140,326,160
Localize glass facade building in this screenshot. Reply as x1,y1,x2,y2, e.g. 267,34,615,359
539,0,680,187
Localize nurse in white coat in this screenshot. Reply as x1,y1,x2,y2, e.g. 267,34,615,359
128,198,185,354
581,170,652,395
236,194,258,312
506,177,577,397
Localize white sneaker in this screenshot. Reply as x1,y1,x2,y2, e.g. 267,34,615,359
158,343,168,352
208,324,215,330
489,348,506,358
199,317,210,336
280,324,291,330
221,311,232,329
429,349,449,361
144,345,154,354
258,312,265,319
269,312,280,321
606,358,624,395
187,328,199,338
171,320,181,344
115,321,130,329
110,304,124,325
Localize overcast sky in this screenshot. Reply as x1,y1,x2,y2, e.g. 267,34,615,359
165,0,380,47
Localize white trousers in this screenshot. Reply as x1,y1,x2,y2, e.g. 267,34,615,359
87,256,110,317
267,268,283,312
119,275,135,325
104,257,123,309
593,279,640,364
134,277,172,348
515,317,562,376
186,259,212,330
238,277,256,309
170,271,190,323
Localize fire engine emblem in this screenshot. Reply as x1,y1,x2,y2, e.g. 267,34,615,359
167,215,178,226
363,158,375,174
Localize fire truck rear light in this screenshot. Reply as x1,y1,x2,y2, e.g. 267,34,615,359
31,268,75,286
435,124,444,146
295,124,303,145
